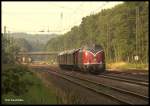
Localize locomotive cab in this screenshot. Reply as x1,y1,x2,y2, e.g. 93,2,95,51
81,44,105,74
57,44,106,74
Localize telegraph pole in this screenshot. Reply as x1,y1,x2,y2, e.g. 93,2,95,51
4,26,8,48
4,26,7,37
107,23,109,62
128,7,140,65
135,7,140,67
136,7,138,58
60,12,63,32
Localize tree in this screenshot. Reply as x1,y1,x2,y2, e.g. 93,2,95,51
45,2,148,64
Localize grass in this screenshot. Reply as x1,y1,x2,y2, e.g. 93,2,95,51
2,64,57,104
2,82,57,104
106,61,148,71
21,73,57,104
2,64,86,104
55,88,88,104
45,72,88,104
2,64,91,104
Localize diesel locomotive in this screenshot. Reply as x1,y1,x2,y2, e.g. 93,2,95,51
57,44,105,74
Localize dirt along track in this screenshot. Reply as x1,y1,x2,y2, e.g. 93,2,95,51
29,64,149,104
104,69,148,82
31,65,121,104
98,73,148,87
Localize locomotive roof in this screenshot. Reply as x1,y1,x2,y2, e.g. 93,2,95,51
58,49,80,55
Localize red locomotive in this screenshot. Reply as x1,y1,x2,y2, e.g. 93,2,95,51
57,44,105,74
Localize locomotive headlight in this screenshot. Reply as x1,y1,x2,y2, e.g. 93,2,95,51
85,51,88,56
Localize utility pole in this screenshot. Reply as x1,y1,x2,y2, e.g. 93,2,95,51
107,23,109,62
128,7,140,64
135,7,140,67
60,12,63,32
4,26,7,37
4,26,8,48
136,7,139,58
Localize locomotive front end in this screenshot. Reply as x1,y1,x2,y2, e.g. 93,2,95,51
82,45,105,74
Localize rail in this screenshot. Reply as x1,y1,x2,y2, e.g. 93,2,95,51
47,70,148,104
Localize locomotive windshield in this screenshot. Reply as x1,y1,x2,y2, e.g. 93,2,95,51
87,44,103,53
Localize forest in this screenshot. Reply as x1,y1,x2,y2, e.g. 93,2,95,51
45,2,148,64
1,2,148,104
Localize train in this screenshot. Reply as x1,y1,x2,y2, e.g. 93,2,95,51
57,44,105,74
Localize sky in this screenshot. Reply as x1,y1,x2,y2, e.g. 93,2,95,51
2,1,123,34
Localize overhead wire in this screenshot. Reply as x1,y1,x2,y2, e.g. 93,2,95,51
4,2,111,34
64,2,110,32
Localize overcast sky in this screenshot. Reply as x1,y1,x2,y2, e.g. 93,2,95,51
2,1,123,34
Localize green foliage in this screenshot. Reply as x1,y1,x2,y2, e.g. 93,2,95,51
45,2,148,64
56,88,87,104
2,35,19,64
2,65,57,104
2,64,33,96
2,34,34,64
14,38,33,52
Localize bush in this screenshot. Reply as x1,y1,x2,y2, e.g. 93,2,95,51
2,64,34,96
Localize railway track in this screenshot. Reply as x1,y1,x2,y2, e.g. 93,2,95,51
31,66,148,104
97,74,148,87
103,71,148,82
47,70,148,105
